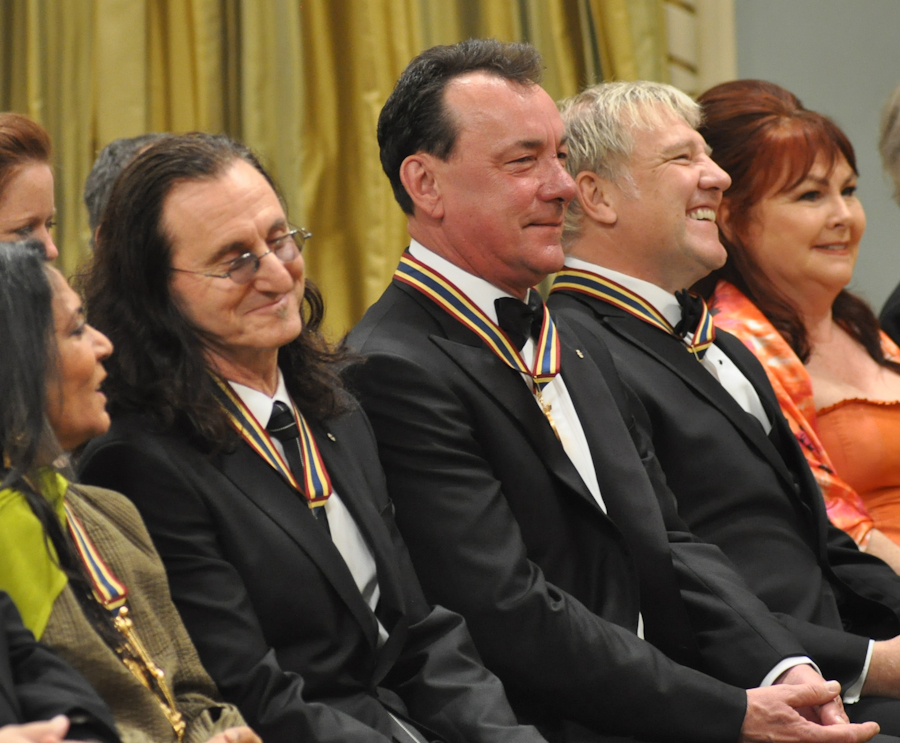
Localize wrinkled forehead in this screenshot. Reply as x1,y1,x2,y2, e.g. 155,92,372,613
619,105,703,168
626,101,697,136
45,265,76,323
444,72,563,142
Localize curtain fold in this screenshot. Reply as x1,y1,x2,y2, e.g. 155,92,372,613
1,0,679,334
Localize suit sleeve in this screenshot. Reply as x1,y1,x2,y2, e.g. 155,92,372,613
343,408,549,743
556,311,811,686
347,350,749,743
78,435,400,743
622,380,809,681
0,593,120,742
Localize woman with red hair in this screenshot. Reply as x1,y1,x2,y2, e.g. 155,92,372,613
698,79,900,569
0,113,58,259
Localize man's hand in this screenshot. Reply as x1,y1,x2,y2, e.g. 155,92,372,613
777,664,849,725
742,682,879,743
864,635,900,698
205,726,262,743
0,716,71,743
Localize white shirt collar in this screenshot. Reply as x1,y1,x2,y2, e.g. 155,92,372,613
564,256,683,328
409,239,532,323
229,369,292,428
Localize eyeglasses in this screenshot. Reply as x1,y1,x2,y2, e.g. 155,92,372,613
171,228,311,285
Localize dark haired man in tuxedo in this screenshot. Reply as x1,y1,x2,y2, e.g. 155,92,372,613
348,39,880,743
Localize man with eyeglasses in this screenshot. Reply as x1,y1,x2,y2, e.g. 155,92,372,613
79,132,547,743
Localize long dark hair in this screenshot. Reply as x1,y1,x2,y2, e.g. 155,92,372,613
82,133,349,448
697,79,896,369
0,241,122,642
0,240,56,475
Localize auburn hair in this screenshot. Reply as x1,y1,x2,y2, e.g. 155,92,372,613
697,80,894,369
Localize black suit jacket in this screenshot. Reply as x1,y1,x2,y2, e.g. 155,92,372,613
346,277,811,743
0,591,119,742
78,397,540,743
549,288,900,685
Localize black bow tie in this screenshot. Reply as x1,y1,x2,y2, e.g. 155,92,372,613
495,292,544,351
673,289,705,338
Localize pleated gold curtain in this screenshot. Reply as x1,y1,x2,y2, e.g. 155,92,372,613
0,0,668,337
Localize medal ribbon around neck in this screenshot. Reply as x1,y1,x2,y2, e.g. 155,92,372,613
65,505,128,611
394,254,561,391
210,375,333,507
551,267,716,357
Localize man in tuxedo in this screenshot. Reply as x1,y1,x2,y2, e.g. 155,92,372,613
76,132,547,743
547,80,900,732
348,39,880,743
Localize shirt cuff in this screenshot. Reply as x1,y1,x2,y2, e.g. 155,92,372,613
761,657,820,687
843,640,874,704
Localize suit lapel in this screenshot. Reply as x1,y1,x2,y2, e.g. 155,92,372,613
308,415,411,675
217,439,381,649
395,280,608,518
588,296,799,491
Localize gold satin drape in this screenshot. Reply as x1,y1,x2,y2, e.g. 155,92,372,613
0,0,667,337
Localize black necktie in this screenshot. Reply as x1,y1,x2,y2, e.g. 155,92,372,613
495,291,544,351
266,401,329,532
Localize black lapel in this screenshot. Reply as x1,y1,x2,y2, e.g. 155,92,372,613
307,415,410,679
393,280,609,519
579,294,800,492
714,333,824,526
217,439,381,649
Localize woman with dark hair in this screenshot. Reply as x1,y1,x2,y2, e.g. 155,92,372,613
0,239,256,743
0,114,58,259
77,132,541,743
698,79,900,568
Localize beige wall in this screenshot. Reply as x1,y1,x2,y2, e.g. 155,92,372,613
735,0,900,313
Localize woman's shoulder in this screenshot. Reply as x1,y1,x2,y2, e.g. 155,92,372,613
0,480,68,637
67,483,158,558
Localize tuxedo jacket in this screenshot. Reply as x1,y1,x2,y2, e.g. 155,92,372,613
0,591,119,742
78,396,539,743
549,288,900,685
347,277,811,743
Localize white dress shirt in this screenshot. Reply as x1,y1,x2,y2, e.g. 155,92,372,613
564,258,772,433
410,241,605,512
412,241,643,636
231,372,389,645
562,257,866,693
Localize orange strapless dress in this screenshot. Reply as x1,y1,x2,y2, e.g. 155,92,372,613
818,399,900,543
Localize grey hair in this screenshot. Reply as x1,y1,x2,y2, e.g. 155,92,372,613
84,133,164,236
559,81,701,244
880,81,900,206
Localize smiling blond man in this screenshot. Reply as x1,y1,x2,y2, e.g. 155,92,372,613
548,80,900,737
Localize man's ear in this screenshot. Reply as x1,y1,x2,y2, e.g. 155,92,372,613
399,153,444,219
575,171,618,226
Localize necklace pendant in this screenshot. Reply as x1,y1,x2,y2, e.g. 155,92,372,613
114,607,186,742
534,388,560,440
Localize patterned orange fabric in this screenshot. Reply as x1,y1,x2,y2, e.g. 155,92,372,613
709,279,884,546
